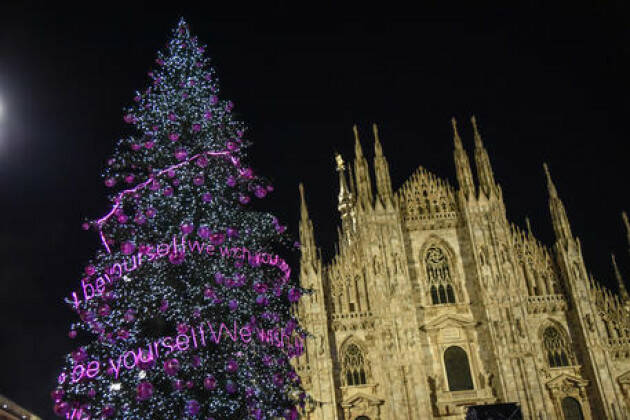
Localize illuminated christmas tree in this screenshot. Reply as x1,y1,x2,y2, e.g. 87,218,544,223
50,18,306,420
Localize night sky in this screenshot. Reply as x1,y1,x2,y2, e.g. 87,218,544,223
1,3,630,417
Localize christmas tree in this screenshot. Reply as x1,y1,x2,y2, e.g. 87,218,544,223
50,18,306,420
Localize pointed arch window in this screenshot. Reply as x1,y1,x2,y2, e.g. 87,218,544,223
425,246,456,304
543,326,573,368
342,344,367,386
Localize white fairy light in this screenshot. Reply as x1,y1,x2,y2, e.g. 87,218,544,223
109,382,122,391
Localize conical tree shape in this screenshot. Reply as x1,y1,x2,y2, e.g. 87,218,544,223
51,19,305,420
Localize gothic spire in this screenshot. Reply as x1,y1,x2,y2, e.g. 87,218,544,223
352,125,373,209
298,183,317,264
336,153,355,230
543,162,573,245
612,253,629,303
373,123,393,206
623,211,630,249
472,116,497,196
452,117,475,197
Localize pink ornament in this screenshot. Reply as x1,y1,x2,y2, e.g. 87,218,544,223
134,213,146,225
226,141,238,151
149,180,160,191
186,380,194,389
131,143,141,151
72,348,87,363
117,214,128,224
81,222,90,230
53,401,70,416
169,133,180,142
164,358,180,376
68,330,77,339
102,405,115,417
168,112,177,121
117,329,129,340
98,304,111,317
226,227,238,238
175,148,187,161
255,186,267,198
163,187,174,196
146,208,157,218
145,141,154,149
121,242,135,255
124,174,135,184
136,381,154,401
266,185,274,192
85,265,96,276
177,323,188,334
123,114,135,124
104,178,116,188
241,168,253,179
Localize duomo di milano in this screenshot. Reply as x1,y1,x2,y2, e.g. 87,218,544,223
291,117,630,420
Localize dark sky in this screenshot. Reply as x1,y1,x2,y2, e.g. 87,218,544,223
1,2,630,418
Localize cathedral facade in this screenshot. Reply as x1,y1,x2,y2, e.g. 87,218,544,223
292,118,630,420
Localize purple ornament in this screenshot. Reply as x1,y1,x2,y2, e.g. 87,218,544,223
225,380,237,394
177,323,188,334
273,373,284,386
226,359,238,373
50,388,64,402
226,141,238,151
181,223,194,234
209,95,218,105
88,388,96,398
163,187,174,196
192,355,202,367
186,400,200,416
193,175,204,186
255,186,267,198
226,227,238,238
175,148,187,161
104,178,116,188
226,176,236,187
239,195,250,205
164,358,180,376
253,282,267,294
192,123,201,132
124,174,135,184
226,101,234,111
98,304,111,317
202,193,213,202
168,112,177,121
149,180,160,191
131,143,141,151
169,251,185,265
209,233,225,246
198,226,210,239
81,222,90,231
102,405,115,417
167,169,176,178
228,300,238,311
53,401,70,417
159,299,169,312
173,379,185,391
172,179,181,187
145,140,154,149
196,157,208,169
117,214,128,224
169,133,180,142
85,265,96,276
68,330,77,339
146,208,157,218
136,381,154,401
134,213,146,225
203,375,217,390
72,348,87,363
204,110,213,120
117,329,129,340
203,287,215,299
186,380,194,389
123,114,135,124
121,241,135,255
288,288,301,303
124,309,136,322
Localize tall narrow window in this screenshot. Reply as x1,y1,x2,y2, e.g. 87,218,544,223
342,344,367,386
425,246,456,304
444,346,474,391
543,326,572,368
561,397,584,420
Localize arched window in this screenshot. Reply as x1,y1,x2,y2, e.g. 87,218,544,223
444,346,474,391
543,326,572,368
425,246,456,304
561,397,584,420
342,344,367,386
